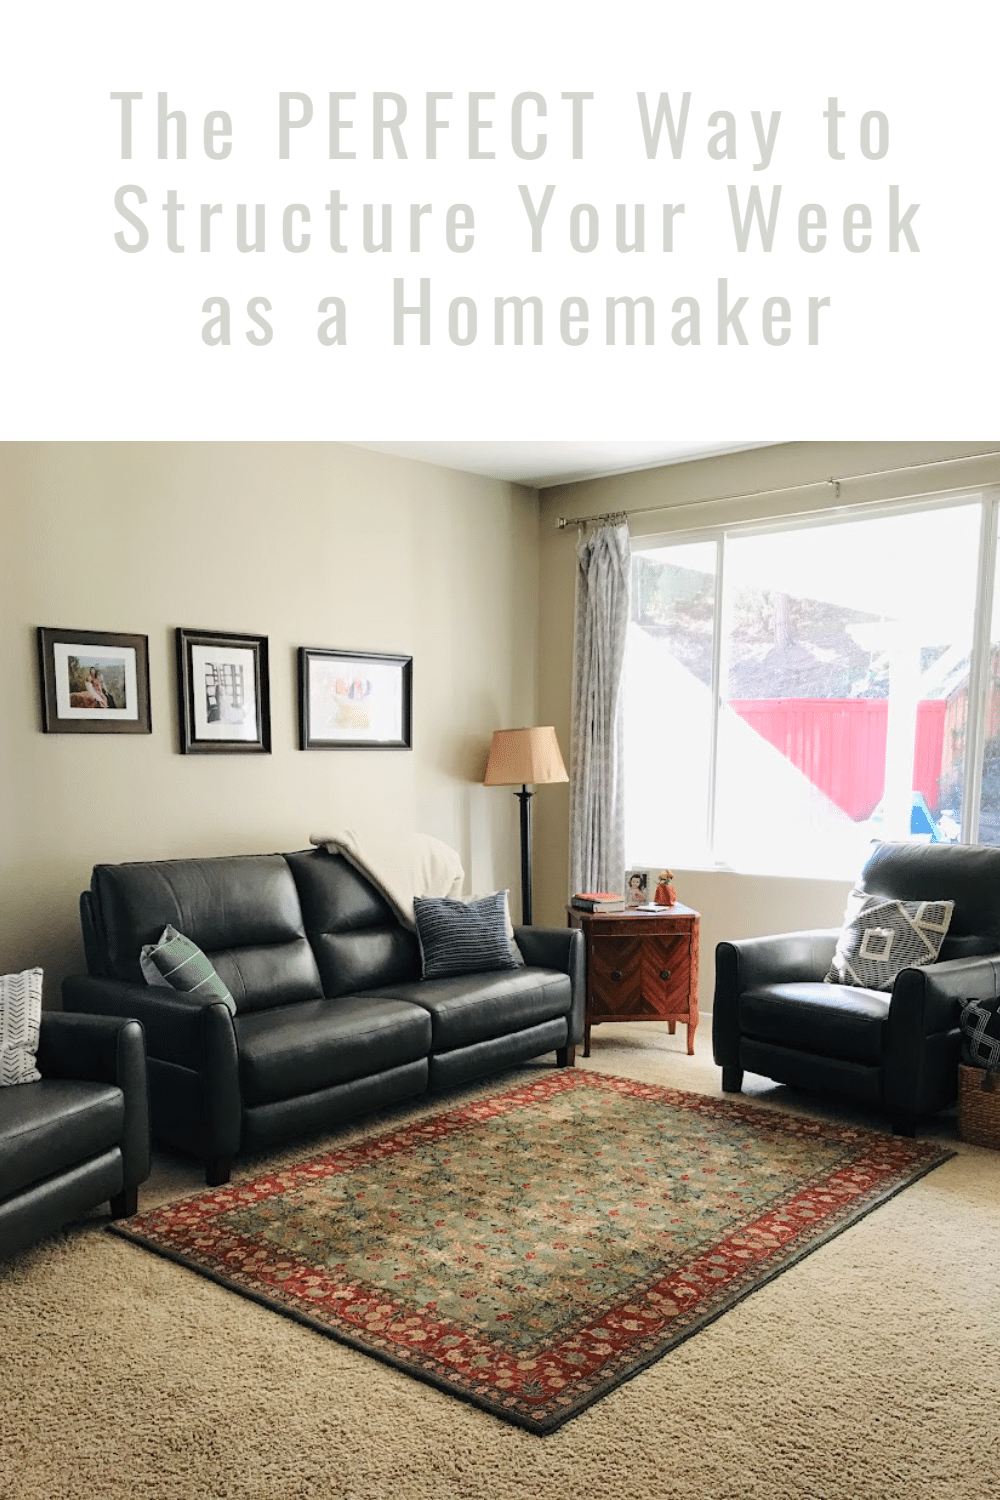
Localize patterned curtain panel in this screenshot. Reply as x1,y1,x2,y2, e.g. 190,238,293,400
569,521,632,896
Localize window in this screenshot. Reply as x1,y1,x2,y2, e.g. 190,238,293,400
625,492,998,878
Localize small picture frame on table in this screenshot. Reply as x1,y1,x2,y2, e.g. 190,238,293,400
298,647,412,750
176,627,271,754
37,627,151,734
624,869,650,906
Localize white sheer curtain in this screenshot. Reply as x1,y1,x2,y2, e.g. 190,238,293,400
569,521,632,896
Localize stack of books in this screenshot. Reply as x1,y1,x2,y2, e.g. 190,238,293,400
570,890,625,912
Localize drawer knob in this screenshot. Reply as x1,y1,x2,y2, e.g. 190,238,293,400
610,970,622,981
660,969,672,981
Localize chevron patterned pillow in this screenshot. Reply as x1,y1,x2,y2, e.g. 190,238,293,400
825,891,954,991
0,967,43,1086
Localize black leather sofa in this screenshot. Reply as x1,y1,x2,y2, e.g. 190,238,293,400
62,848,584,1184
0,1012,150,1259
713,840,1000,1134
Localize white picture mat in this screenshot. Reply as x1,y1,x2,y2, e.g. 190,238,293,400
308,656,405,743
53,642,138,720
190,644,259,741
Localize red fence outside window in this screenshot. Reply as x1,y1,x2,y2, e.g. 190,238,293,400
728,698,949,821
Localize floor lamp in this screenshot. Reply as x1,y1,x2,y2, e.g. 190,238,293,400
483,727,568,925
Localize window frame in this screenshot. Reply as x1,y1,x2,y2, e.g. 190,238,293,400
628,484,1000,875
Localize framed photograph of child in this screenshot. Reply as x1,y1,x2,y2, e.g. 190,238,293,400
624,869,650,906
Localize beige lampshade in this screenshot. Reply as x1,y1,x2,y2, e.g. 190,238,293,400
483,726,568,787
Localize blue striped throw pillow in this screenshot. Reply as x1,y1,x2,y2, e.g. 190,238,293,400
413,892,520,980
140,925,236,1014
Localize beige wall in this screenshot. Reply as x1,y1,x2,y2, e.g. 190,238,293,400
534,440,1000,1002
0,443,540,997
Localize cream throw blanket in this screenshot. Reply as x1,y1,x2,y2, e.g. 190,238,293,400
309,829,465,928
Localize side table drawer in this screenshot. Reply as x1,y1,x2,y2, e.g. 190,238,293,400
590,933,690,1018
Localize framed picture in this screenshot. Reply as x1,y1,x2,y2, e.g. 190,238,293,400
176,628,271,754
298,647,412,750
37,627,151,735
624,869,651,906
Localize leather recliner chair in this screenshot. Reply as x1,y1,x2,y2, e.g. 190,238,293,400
713,840,1000,1135
0,1012,150,1259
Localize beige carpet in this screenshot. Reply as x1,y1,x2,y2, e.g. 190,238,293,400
3,1025,999,1500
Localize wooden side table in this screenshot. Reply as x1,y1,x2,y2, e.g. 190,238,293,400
567,903,700,1057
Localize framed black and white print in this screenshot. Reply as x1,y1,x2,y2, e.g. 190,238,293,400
176,628,271,754
37,627,151,734
298,647,412,750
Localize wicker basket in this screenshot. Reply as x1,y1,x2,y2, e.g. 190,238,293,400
957,1063,1000,1149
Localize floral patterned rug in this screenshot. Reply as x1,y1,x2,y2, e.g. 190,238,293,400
111,1072,953,1433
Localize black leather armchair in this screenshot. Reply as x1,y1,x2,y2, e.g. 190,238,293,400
713,841,1000,1135
0,1012,150,1259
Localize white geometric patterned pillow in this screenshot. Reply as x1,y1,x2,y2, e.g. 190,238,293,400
0,968,43,1086
825,890,954,991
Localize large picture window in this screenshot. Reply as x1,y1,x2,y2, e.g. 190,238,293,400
625,492,999,877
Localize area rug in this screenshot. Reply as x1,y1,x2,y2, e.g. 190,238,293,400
110,1071,952,1434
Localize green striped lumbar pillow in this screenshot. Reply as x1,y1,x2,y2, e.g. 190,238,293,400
139,926,236,1013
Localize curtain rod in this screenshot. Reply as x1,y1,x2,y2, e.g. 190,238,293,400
554,449,1000,531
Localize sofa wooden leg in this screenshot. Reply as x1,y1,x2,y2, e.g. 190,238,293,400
557,1044,577,1068
722,1066,744,1093
109,1186,138,1219
206,1158,232,1187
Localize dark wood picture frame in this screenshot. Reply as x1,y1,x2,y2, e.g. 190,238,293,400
37,626,151,735
176,628,271,755
298,647,412,750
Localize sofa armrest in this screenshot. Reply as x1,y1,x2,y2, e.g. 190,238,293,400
36,1012,151,1190
717,930,841,991
880,955,1000,1126
62,974,235,1071
713,929,840,1069
514,926,586,1047
62,973,241,1166
890,954,1000,1036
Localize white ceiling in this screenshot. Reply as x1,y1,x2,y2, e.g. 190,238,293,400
351,440,778,489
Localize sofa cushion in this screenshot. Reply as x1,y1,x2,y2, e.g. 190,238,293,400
372,966,572,1053
1,969,43,1086
858,840,1000,946
741,982,890,1065
91,855,313,981
235,996,432,1107
285,849,421,998
140,927,237,1014
413,892,520,980
0,1079,124,1200
206,943,324,1015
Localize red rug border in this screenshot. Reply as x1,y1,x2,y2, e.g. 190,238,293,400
109,1073,955,1434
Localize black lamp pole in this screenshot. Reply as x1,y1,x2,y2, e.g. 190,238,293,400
514,784,534,925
